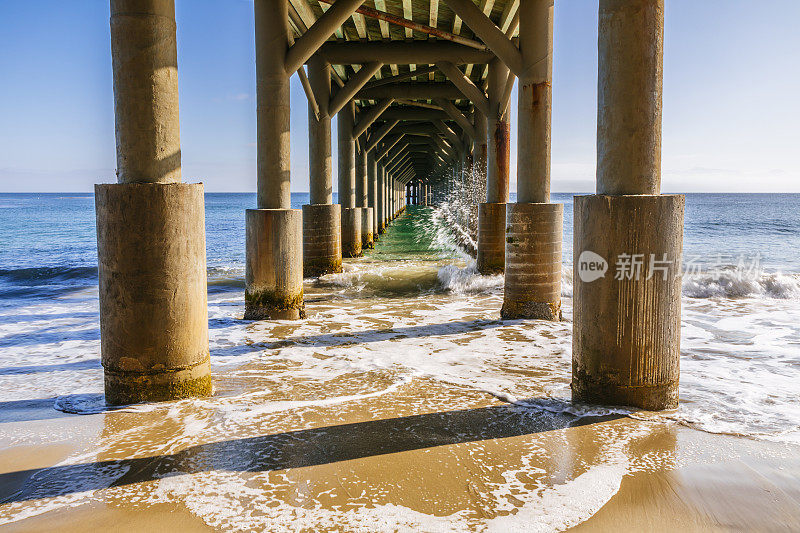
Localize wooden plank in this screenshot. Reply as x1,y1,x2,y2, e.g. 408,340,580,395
402,0,413,38
499,0,519,33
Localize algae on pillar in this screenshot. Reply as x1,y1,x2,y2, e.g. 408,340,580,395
98,0,211,405
304,56,343,277
501,0,563,321
478,58,511,275
338,101,362,258
572,0,682,411
245,0,304,320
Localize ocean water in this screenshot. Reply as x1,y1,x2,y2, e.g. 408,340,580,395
1,192,800,528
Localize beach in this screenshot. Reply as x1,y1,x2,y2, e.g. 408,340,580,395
1,195,800,530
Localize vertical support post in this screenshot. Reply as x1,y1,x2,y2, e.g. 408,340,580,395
473,110,488,179
501,0,563,320
390,177,395,219
478,57,511,274
338,101,362,258
246,0,304,320
98,0,211,404
368,151,378,239
573,0,682,410
357,148,374,249
388,176,393,220
377,165,386,233
304,55,342,277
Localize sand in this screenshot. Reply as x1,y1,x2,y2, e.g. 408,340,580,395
2,389,799,531
2,208,799,531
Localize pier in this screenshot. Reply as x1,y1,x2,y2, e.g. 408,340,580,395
9,1,800,528
98,0,681,410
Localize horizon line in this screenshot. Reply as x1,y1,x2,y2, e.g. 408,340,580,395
2,190,800,195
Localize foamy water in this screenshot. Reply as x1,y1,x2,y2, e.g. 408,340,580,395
1,193,800,529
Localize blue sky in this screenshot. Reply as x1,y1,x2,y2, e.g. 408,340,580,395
0,0,798,193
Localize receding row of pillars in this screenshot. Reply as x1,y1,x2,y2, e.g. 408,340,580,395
406,181,429,206
96,0,680,412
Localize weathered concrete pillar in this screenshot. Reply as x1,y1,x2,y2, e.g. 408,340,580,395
98,0,211,405
377,165,386,233
478,57,511,274
338,101,362,258
501,0,562,321
573,0,682,411
368,152,379,240
305,55,342,276
246,209,303,319
390,177,395,219
473,110,488,179
356,149,374,249
384,173,391,226
385,173,389,222
245,0,304,321
361,206,374,248
341,207,362,258
356,147,367,206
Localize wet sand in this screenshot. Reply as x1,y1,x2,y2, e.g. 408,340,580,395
2,208,800,531
2,406,799,531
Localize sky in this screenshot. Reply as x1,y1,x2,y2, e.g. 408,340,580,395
0,0,798,193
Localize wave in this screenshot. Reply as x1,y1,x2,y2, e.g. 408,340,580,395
683,270,800,299
0,264,246,286
0,266,97,284
434,262,800,301
437,262,503,295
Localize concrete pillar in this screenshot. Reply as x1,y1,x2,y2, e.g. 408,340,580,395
246,0,304,320
501,0,562,320
305,55,342,276
99,0,211,405
368,152,379,239
338,101,361,258
362,207,374,249
388,176,393,220
341,206,362,258
390,177,395,219
573,0,682,411
377,165,386,233
246,209,303,319
399,181,403,210
357,150,374,249
356,147,367,206
384,173,390,226
337,102,356,210
478,57,511,275
596,0,663,196
473,110,488,179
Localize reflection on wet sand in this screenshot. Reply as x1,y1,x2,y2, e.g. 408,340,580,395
2,208,800,531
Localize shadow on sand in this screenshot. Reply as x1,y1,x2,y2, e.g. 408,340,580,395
0,400,620,504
